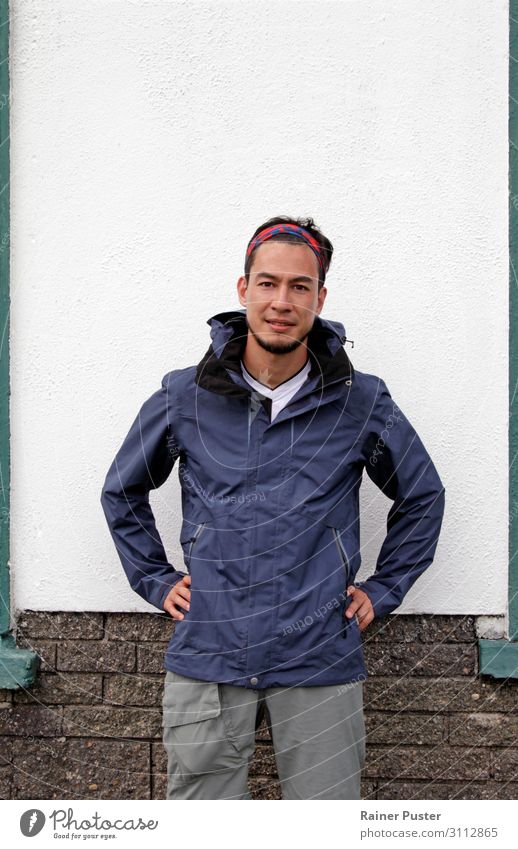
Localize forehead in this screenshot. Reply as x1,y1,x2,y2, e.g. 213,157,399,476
249,239,319,279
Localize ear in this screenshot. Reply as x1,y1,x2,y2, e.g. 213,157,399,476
316,285,327,314
236,275,248,307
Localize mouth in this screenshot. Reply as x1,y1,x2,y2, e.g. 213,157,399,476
265,320,296,331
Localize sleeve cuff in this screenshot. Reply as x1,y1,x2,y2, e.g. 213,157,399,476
154,572,187,612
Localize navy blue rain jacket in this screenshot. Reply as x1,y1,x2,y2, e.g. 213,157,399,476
100,309,445,688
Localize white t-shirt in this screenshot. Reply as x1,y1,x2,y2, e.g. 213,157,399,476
240,357,311,421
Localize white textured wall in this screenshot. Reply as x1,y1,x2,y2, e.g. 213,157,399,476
9,0,508,614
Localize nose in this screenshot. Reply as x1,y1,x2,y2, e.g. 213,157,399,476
269,285,294,311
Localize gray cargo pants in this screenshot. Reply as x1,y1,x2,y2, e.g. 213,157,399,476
162,670,366,800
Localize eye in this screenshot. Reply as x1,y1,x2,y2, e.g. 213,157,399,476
294,284,310,291
258,281,273,287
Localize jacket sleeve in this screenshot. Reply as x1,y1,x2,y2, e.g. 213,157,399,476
356,377,446,618
100,372,185,612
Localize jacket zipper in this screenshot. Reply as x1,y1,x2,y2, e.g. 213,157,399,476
186,522,206,573
331,527,351,638
263,373,353,431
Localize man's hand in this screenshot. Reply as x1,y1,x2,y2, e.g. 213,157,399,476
163,575,191,620
345,585,375,632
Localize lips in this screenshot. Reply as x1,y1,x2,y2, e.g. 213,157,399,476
266,320,295,328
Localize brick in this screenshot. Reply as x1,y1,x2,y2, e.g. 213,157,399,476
16,637,56,672
367,615,476,644
377,780,518,800
103,674,164,707
14,673,103,705
151,740,167,774
11,738,150,800
366,711,444,745
0,705,62,737
361,779,378,799
152,772,167,799
363,746,490,781
377,778,444,799
17,612,104,640
453,781,518,800
62,706,162,739
364,676,518,713
11,737,66,798
137,643,168,673
364,643,477,677
0,735,13,764
0,765,12,799
57,641,135,673
248,776,282,799
492,749,518,781
106,613,172,643
249,743,277,777
449,713,518,747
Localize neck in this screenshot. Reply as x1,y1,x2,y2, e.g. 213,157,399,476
241,333,310,389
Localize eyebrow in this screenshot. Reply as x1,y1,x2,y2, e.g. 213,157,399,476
254,273,316,284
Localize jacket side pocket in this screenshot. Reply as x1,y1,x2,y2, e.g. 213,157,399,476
180,521,207,573
331,527,352,639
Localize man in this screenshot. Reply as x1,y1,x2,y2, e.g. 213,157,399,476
100,216,445,800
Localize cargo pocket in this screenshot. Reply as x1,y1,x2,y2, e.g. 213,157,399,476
162,670,244,781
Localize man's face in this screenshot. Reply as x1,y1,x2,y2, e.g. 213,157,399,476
237,240,327,355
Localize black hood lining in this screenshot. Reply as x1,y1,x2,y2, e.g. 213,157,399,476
194,312,353,399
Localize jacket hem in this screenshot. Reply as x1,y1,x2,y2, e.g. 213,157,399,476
163,650,368,689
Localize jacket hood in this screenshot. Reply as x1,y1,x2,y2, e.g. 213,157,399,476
195,308,354,399
207,309,347,355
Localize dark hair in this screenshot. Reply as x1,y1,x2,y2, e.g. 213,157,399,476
244,215,333,291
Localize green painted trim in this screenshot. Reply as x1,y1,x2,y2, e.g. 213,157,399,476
479,639,518,679
509,0,518,642
0,0,38,688
478,0,518,676
0,0,10,637
0,634,39,688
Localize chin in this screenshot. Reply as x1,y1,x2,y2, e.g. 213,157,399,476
254,332,304,355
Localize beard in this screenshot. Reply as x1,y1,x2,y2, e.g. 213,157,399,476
246,317,309,355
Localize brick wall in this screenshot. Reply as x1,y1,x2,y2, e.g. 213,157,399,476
0,612,516,799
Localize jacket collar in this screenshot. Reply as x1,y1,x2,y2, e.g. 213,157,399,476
195,309,354,399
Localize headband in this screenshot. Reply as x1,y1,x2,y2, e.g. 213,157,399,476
245,224,327,275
